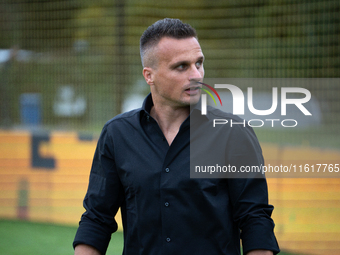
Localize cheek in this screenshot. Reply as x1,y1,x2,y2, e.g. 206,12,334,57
200,67,205,77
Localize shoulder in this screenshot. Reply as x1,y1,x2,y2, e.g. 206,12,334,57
206,105,245,122
104,108,142,130
96,108,143,144
205,106,261,149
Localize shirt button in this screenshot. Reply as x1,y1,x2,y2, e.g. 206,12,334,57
164,202,169,207
165,168,170,173
166,237,171,242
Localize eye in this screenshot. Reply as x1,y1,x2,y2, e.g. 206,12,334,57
196,61,203,69
176,64,187,71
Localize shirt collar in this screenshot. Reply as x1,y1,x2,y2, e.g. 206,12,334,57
140,93,210,129
141,93,153,115
140,93,209,126
142,93,206,114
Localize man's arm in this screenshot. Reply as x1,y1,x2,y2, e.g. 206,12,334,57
74,244,101,255
226,125,280,254
73,124,124,254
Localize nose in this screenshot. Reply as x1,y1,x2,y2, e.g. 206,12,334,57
189,65,203,82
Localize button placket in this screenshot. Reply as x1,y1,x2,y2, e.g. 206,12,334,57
161,163,174,249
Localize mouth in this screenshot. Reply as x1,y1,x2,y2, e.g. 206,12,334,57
184,86,201,96
185,86,200,91
185,80,202,92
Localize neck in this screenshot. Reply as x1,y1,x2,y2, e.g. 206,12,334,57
150,103,189,146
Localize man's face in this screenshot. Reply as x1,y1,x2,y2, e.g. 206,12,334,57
143,37,204,108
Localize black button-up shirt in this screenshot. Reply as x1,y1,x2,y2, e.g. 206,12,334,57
73,94,280,255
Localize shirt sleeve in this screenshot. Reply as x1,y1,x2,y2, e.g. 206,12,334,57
73,124,124,255
226,125,280,255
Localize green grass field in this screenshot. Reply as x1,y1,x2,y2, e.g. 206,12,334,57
0,219,302,255
0,219,123,255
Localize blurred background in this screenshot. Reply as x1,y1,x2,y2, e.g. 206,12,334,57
0,0,339,254
0,0,339,131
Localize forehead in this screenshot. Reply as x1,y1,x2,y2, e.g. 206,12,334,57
155,37,203,65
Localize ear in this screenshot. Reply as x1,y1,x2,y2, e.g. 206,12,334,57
143,67,154,86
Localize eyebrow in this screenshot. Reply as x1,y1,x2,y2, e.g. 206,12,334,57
170,56,204,69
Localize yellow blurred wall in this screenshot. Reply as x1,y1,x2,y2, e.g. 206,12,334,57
0,131,339,255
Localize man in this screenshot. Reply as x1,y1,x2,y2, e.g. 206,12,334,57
73,18,280,255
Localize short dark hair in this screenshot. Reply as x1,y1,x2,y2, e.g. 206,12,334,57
140,18,197,67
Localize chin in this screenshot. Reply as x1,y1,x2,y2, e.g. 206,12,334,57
188,95,200,105
181,99,199,107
